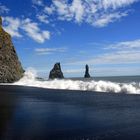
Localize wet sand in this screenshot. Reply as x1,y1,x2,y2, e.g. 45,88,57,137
0,85,140,140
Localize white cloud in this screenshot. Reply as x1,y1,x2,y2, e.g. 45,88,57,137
101,0,138,10
35,47,67,55
32,0,44,6
108,39,140,49
68,50,140,65
66,39,140,66
96,50,140,64
70,0,84,23
37,14,49,24
44,6,55,14
53,1,69,16
3,17,22,37
22,18,50,43
92,12,128,27
0,3,9,14
3,16,50,43
35,0,138,27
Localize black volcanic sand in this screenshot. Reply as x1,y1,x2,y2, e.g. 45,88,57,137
0,86,140,140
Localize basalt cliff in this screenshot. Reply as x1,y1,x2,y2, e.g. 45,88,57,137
0,17,24,83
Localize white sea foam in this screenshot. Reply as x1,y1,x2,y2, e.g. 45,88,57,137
13,68,140,94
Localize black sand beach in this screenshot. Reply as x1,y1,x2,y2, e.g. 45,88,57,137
0,85,140,140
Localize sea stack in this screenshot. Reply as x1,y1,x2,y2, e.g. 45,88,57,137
49,62,64,79
84,64,91,78
0,17,24,83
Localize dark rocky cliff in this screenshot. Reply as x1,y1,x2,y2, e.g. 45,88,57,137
49,62,64,79
0,17,24,83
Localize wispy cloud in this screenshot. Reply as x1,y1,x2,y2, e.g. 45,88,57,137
1,0,139,43
101,0,138,9
21,18,50,43
0,3,9,14
3,17,50,43
35,47,67,55
107,39,140,49
35,0,138,27
32,0,44,6
65,39,140,66
92,11,128,27
36,14,49,24
3,17,22,37
67,50,140,65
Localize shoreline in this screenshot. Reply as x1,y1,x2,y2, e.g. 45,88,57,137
0,84,139,95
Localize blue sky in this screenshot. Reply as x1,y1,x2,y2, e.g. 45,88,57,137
0,0,140,77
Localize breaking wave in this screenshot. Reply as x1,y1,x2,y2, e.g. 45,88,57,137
13,68,140,94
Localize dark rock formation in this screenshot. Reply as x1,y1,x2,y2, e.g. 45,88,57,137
49,62,64,79
0,17,24,83
84,64,91,78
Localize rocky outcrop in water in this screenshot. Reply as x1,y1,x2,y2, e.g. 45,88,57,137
84,64,91,78
0,17,24,83
49,62,64,79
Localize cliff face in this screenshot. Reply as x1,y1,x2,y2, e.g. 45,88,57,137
0,17,24,83
49,63,64,79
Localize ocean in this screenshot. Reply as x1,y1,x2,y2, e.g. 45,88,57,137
0,69,140,139
10,69,140,94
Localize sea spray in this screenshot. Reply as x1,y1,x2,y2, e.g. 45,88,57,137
13,68,140,94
